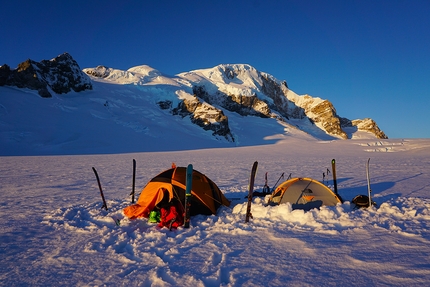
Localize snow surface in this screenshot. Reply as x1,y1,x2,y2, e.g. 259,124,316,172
1,70,430,286
1,136,430,286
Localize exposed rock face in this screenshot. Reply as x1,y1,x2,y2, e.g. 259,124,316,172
171,95,234,142
84,65,112,78
293,97,348,139
260,74,290,119
350,118,387,139
193,85,271,118
312,102,346,138
0,53,92,98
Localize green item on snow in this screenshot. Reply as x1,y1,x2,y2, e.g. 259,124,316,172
148,210,160,223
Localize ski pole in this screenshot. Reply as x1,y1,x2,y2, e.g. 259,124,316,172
263,172,270,193
270,172,285,192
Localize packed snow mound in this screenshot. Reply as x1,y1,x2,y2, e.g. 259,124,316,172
84,65,180,86
179,64,264,94
127,65,161,77
83,65,143,84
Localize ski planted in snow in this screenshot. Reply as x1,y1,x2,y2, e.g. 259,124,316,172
331,159,338,196
92,167,108,211
366,158,372,207
183,164,193,228
245,161,258,223
330,159,344,203
130,159,136,203
111,215,121,226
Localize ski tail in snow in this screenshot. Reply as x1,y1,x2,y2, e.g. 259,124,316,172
331,159,344,203
130,159,136,203
111,215,121,226
366,158,373,207
331,159,338,195
245,161,258,223
183,164,193,228
92,167,108,211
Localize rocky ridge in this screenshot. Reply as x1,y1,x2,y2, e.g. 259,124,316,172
0,53,92,98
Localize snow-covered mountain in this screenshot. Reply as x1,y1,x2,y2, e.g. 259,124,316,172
84,62,387,142
0,53,387,155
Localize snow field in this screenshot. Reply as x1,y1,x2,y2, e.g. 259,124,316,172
1,139,430,286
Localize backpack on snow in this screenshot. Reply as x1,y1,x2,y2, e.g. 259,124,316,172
352,194,376,209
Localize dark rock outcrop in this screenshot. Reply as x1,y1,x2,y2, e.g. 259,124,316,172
0,52,92,98
192,85,271,118
172,95,234,142
350,118,388,139
260,74,290,119
84,65,112,78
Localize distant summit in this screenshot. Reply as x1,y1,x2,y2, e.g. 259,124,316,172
0,52,92,97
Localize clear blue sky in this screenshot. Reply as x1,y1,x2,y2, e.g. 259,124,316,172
1,0,429,138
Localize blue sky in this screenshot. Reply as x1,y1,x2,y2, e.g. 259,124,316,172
1,0,429,138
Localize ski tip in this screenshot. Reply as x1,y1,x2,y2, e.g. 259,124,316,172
111,216,121,226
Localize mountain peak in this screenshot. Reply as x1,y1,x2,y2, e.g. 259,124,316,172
127,65,161,77
0,52,92,97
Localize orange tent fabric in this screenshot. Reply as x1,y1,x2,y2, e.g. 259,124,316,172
124,167,230,219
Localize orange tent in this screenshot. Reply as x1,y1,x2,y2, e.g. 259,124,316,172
124,167,230,219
